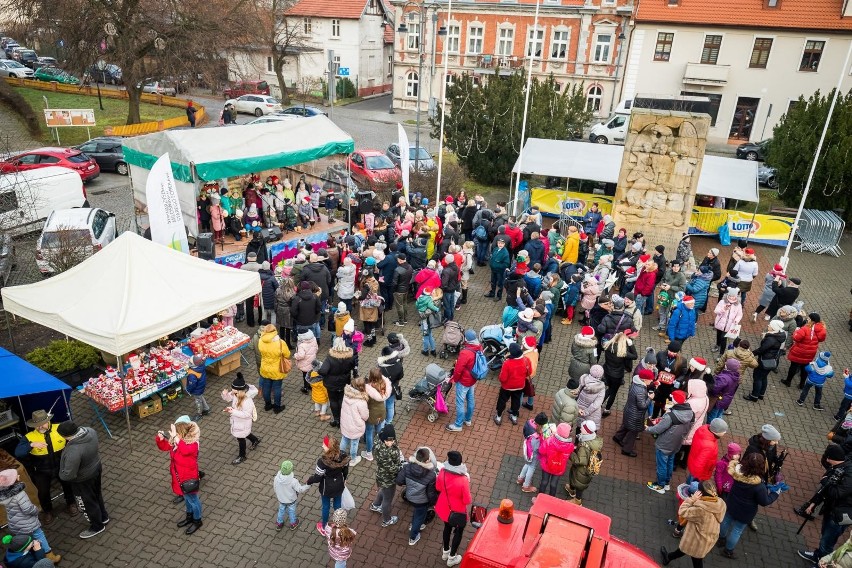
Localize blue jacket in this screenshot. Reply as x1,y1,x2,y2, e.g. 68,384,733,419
844,374,852,400
685,272,712,310
378,253,398,285
563,280,582,307
185,364,207,395
5,548,46,568
523,273,542,298
542,257,559,276
582,210,602,235
667,304,697,341
259,269,279,308
490,246,511,271
805,359,834,387
523,239,546,267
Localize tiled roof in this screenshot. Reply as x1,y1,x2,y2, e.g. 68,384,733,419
635,0,852,31
383,23,394,44
287,0,366,19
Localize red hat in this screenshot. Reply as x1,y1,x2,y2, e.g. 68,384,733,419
671,390,687,404
445,196,454,203
303,195,311,202
396,182,403,189
579,232,588,241
744,248,755,254
626,266,636,274
523,336,537,351
639,254,651,262
683,295,695,303
774,263,783,272
689,357,707,371
638,368,655,382
581,326,595,337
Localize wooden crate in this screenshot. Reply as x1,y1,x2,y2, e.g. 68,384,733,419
208,351,241,376
135,396,163,418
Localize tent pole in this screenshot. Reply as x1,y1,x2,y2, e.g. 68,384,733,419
117,355,133,452
64,389,72,421
745,198,759,247
17,395,25,427
4,309,16,354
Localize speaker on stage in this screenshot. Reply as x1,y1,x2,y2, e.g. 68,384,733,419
358,191,374,214
262,227,283,242
197,233,215,260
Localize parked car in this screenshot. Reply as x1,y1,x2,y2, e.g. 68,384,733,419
34,66,79,84
0,147,100,182
32,56,57,70
223,80,270,99
3,42,19,58
74,137,128,175
140,79,176,96
0,233,16,286
89,63,122,84
246,115,301,125
386,144,436,171
736,139,770,161
348,150,402,192
278,105,327,117
226,94,282,117
36,207,116,275
0,59,33,78
0,167,88,236
758,164,779,189
16,49,37,68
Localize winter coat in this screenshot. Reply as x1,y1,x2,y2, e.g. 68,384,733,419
275,287,295,329
336,263,356,300
712,347,757,375
724,459,779,523
307,451,350,497
648,403,694,454
684,379,710,445
805,358,834,387
358,278,381,322
415,268,441,298
634,269,657,297
687,425,720,482
569,334,597,381
291,287,321,326
293,332,318,373
221,385,258,438
602,341,638,384
709,368,740,411
699,255,722,282
436,466,472,523
752,331,786,369
319,347,356,392
185,364,207,396
667,304,697,341
551,389,579,426
713,298,743,333
524,239,546,267
259,268,279,309
0,482,39,534
4,547,46,568
568,436,603,491
538,434,575,476
599,221,616,241
274,471,309,504
788,322,828,364
621,376,651,431
677,495,726,559
576,373,606,429
374,440,403,488
301,262,332,301
757,273,778,307
365,377,392,424
340,385,370,440
661,269,687,294
499,356,531,391
561,232,580,263
155,423,200,496
258,329,290,380
685,272,713,310
597,309,635,339
392,262,414,293
58,426,101,482
451,343,482,388
490,245,511,271
779,311,798,350
715,455,736,495
580,280,601,311
396,449,437,505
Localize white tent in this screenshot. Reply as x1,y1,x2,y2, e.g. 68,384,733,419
1,232,261,356
512,139,759,202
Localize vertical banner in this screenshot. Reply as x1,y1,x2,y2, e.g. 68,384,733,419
146,153,189,253
397,123,410,203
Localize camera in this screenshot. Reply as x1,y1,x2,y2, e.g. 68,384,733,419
794,504,815,520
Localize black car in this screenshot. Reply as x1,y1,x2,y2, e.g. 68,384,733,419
17,49,38,68
88,63,122,84
736,139,770,161
74,137,128,175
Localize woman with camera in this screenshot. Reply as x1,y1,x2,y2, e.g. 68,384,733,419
155,416,202,535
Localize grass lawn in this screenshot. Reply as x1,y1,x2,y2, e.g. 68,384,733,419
13,86,185,145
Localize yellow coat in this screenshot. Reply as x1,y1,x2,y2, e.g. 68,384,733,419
311,378,329,404
562,232,580,263
258,330,291,380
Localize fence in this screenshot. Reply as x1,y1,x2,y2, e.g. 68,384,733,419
796,209,845,257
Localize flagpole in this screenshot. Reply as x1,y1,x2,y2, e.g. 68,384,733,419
511,0,541,216
435,0,453,206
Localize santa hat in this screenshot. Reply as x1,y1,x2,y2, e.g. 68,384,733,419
523,336,537,351
579,232,588,241
581,326,595,338
639,254,651,263
303,195,311,202
637,368,655,382
445,196,454,203
682,295,695,304
689,357,707,372
625,266,636,275
671,390,687,405
578,420,597,442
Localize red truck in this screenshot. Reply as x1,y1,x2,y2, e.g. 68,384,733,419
461,494,659,568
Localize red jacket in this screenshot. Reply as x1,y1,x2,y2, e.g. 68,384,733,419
505,225,523,249
499,356,531,391
452,343,482,387
787,322,827,364
538,435,575,476
634,269,657,297
414,269,441,299
435,469,472,523
686,425,719,482
156,433,200,496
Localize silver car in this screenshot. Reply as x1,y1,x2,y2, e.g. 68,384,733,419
386,144,436,172
0,59,33,78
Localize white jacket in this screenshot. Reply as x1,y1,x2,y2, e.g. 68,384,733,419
273,471,310,504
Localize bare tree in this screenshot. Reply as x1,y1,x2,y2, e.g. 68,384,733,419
37,225,96,275
253,0,313,105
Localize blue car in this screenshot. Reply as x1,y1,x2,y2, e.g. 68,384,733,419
277,105,328,117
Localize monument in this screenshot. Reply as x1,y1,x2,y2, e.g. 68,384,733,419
611,108,711,254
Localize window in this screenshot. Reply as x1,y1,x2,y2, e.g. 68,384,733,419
497,27,514,56
266,56,273,72
303,18,312,34
701,34,722,65
446,25,460,53
749,38,772,68
526,26,544,58
654,32,674,61
586,85,603,112
407,22,420,50
406,71,419,96
681,90,722,126
333,55,341,74
387,54,393,75
16,154,38,165
800,40,825,71
331,19,340,38
551,30,569,59
593,33,612,63
446,73,455,87
467,25,484,54
92,210,108,239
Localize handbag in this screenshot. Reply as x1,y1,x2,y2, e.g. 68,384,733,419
435,388,448,413
443,476,467,526
279,342,292,374
760,356,778,370
522,377,536,397
172,462,200,495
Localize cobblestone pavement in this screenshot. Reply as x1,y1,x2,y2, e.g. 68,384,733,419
16,230,847,568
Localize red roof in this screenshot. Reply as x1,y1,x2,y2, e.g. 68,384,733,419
635,0,852,31
287,0,366,19
383,23,394,44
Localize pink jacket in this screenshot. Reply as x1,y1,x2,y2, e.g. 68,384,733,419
221,385,258,438
293,332,319,373
340,385,369,440
713,298,743,333
580,280,600,311
538,435,575,476
684,379,709,444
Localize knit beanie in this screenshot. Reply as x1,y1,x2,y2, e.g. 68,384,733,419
671,390,686,404
337,301,348,314
726,442,742,458
508,343,523,358
643,347,656,365
761,424,781,441
343,318,355,334
231,373,247,390
0,469,16,487
667,340,682,353
2,534,32,553
638,368,655,382
447,451,463,467
464,329,477,342
578,420,597,442
768,320,784,333
379,424,397,441
590,365,604,379
534,412,548,426
724,358,741,372
555,423,572,442
331,508,348,526
709,418,728,435
57,420,79,438
808,312,821,323
279,460,294,475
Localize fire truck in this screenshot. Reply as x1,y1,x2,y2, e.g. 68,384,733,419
461,494,659,568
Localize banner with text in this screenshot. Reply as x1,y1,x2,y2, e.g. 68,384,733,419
146,153,189,253
530,188,614,218
397,123,410,203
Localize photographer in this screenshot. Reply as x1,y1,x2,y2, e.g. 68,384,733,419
798,444,852,564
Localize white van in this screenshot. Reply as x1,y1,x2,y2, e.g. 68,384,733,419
0,167,87,235
589,112,629,145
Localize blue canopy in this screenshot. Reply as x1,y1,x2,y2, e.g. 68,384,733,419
0,347,71,398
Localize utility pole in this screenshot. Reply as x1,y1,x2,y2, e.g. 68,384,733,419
327,49,336,120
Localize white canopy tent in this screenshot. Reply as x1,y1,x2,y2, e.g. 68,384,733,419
511,138,759,202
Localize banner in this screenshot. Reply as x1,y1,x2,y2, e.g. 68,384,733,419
43,109,96,127
146,153,189,253
397,123,410,203
530,188,614,218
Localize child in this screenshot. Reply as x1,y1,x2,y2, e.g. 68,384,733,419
835,369,852,421
714,442,740,499
220,304,237,327
797,351,834,411
567,420,603,505
325,189,340,223
327,508,356,568
221,373,261,465
416,287,441,357
0,470,61,563
656,285,673,332
517,412,548,493
522,336,539,410
298,195,315,229
370,424,402,527
539,290,555,345
293,330,319,394
537,423,575,496
308,362,330,421
2,534,48,568
561,273,583,325
273,460,310,531
185,354,210,421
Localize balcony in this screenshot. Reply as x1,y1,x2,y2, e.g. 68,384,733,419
474,54,525,74
682,62,730,86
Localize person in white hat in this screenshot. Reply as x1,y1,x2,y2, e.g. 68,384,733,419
566,420,603,505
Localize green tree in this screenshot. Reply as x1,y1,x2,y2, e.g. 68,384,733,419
432,73,592,186
766,88,852,221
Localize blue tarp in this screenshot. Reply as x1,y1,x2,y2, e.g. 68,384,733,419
0,347,71,398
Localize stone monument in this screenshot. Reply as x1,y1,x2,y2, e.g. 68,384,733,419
611,108,710,254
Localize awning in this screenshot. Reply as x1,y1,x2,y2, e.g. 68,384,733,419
0,347,70,398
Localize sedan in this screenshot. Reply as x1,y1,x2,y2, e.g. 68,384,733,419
246,115,301,125
227,95,282,117
16,49,38,68
386,144,436,171
34,66,79,84
0,147,100,182
89,63,122,85
140,80,176,96
32,56,57,70
0,59,33,78
736,139,770,161
74,137,128,175
348,150,402,192
758,164,779,189
279,105,328,117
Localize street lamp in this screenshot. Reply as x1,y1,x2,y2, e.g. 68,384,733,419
397,1,446,171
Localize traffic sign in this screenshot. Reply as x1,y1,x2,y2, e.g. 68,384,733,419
338,67,349,76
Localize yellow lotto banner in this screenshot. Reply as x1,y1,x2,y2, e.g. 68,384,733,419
530,188,613,217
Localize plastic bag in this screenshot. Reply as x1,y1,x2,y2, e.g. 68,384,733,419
435,387,448,413
341,486,356,510
718,223,731,246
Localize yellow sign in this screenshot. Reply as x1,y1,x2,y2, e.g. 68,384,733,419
43,109,96,128
530,188,613,217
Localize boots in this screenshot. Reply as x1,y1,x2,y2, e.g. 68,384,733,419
45,551,62,564
460,289,468,305
177,512,194,528
185,519,202,535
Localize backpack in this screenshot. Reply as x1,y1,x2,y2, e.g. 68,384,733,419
474,224,488,241
468,348,488,380
587,448,603,476
545,445,567,473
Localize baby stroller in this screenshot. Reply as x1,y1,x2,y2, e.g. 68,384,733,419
439,320,465,359
405,363,453,423
480,324,514,371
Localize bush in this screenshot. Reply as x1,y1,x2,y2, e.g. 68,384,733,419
26,340,102,375
409,161,467,202
336,77,356,99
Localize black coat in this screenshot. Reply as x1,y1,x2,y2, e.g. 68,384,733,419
602,342,638,384
291,288,321,326
699,256,722,282
621,378,651,431
259,269,279,309
743,434,780,483
300,262,332,301
392,262,413,293
596,309,635,338
768,283,800,313
752,331,786,369
319,349,356,392
725,463,778,523
441,263,459,293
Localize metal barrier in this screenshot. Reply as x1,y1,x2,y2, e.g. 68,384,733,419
555,199,583,237
795,209,845,257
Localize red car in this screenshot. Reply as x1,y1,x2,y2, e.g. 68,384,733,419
348,149,401,193
0,147,100,182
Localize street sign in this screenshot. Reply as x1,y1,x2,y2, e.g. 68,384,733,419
338,67,349,76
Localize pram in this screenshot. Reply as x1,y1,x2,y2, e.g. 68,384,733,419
479,324,514,370
405,363,453,422
439,320,465,359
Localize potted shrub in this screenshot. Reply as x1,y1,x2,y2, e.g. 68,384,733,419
26,340,102,387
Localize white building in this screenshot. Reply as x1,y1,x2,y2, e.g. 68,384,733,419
622,0,852,145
